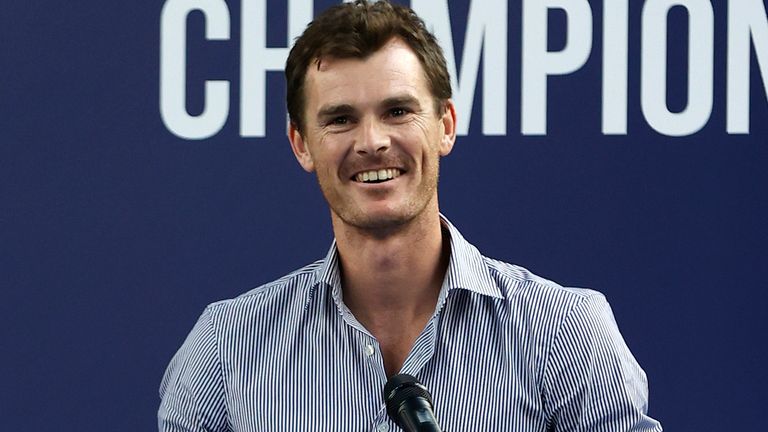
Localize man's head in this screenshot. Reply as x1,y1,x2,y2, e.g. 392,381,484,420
285,1,456,232
285,0,452,135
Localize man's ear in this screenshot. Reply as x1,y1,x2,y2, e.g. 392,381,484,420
288,122,315,172
438,100,457,156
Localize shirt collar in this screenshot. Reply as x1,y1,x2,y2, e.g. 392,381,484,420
438,214,503,299
315,238,341,292
311,214,503,300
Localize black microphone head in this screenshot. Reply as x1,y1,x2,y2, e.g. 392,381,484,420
383,374,435,423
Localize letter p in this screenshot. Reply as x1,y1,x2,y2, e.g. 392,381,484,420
521,0,593,135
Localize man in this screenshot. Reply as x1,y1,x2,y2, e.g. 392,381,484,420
159,1,662,431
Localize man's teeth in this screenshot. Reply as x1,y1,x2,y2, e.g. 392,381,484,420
355,169,402,183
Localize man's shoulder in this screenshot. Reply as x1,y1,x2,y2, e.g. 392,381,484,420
481,255,605,310
473,255,616,351
443,215,603,309
204,259,324,318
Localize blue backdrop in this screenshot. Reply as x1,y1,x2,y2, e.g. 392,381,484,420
2,0,767,430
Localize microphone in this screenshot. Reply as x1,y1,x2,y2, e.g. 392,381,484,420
382,374,442,432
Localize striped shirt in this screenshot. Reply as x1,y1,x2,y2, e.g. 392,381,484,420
159,216,662,431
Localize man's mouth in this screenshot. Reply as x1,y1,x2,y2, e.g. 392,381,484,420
353,168,403,184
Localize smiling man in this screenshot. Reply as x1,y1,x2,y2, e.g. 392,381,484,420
159,1,662,431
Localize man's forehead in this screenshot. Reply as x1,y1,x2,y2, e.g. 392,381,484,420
312,36,413,69
305,42,426,91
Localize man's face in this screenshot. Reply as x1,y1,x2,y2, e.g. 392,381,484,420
288,38,456,231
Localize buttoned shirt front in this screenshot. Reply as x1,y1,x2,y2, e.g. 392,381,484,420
159,217,662,431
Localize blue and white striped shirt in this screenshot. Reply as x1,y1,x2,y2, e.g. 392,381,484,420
159,217,662,431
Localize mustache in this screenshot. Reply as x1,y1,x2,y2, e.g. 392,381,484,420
342,153,411,178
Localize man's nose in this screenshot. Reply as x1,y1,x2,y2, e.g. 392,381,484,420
354,118,390,155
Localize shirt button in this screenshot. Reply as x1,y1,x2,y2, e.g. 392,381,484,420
364,344,375,356
376,423,389,432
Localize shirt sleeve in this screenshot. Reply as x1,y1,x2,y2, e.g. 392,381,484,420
542,293,663,431
158,306,229,432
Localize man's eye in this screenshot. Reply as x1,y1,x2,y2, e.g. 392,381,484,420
390,108,407,117
330,116,348,125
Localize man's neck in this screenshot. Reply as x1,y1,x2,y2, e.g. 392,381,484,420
332,204,449,331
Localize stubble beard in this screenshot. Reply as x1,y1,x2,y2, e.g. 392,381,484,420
317,159,441,235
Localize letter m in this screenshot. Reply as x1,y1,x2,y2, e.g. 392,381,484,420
412,0,508,136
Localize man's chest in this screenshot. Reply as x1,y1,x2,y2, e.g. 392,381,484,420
218,325,546,431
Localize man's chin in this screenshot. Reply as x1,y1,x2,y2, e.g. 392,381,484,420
334,208,416,234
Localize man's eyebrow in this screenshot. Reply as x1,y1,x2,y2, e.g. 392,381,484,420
315,95,422,122
381,95,421,109
316,104,355,120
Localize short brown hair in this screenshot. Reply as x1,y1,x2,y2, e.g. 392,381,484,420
285,0,452,134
